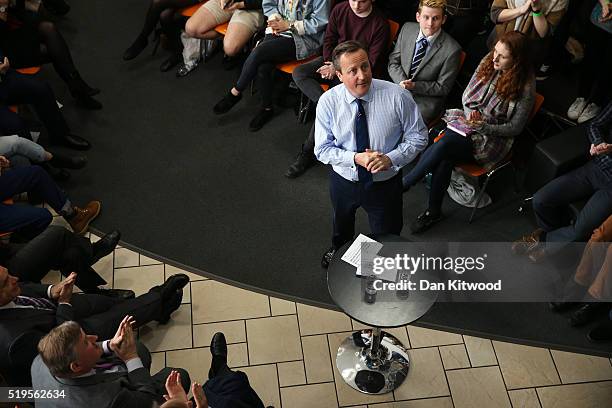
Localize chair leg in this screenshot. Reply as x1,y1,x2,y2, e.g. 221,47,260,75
201,40,208,63
469,175,492,223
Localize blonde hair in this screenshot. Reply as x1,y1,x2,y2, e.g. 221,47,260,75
418,0,447,13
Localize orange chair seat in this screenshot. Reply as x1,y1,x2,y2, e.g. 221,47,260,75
180,2,205,17
276,55,319,74
16,66,41,75
320,83,329,91
214,22,229,36
8,106,18,113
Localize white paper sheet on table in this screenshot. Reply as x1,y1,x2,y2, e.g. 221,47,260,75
341,234,383,267
356,255,398,282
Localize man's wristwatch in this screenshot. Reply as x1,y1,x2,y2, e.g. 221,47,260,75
0,6,7,13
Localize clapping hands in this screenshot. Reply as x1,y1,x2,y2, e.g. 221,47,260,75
50,272,77,303
163,370,208,408
590,143,612,156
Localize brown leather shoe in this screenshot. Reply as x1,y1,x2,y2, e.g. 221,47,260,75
68,201,101,235
511,229,544,255
528,247,547,263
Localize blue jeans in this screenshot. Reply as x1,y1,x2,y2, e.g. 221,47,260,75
402,128,474,212
534,161,612,252
0,135,47,164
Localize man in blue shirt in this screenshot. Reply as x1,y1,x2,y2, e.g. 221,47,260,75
315,41,428,268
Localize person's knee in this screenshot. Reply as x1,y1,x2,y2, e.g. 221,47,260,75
37,21,57,37
223,38,243,57
185,18,204,38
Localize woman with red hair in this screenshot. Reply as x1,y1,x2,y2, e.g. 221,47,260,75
403,31,536,233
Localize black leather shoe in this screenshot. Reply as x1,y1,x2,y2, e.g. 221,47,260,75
49,152,87,169
123,37,148,61
157,291,183,324
160,53,182,72
210,332,228,362
569,303,609,327
92,230,121,263
95,288,135,300
159,273,189,301
213,92,242,114
285,152,315,178
321,247,336,269
54,134,91,151
249,108,274,132
410,210,442,234
587,321,612,342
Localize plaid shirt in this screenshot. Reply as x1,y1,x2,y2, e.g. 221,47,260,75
587,101,612,182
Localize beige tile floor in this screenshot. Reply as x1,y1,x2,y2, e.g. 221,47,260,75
42,226,612,407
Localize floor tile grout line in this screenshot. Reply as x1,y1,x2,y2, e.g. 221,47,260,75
506,378,612,392
326,334,342,408
547,348,563,384
460,335,474,368
436,346,454,407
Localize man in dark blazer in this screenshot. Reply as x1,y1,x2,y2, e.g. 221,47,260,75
388,0,462,125
0,265,188,386
32,319,189,407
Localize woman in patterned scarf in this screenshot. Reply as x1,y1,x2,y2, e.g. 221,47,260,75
403,31,535,234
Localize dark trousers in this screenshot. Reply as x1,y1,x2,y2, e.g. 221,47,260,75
534,160,612,252
402,129,474,212
4,225,105,292
235,35,296,108
330,170,403,249
0,165,69,238
0,70,70,142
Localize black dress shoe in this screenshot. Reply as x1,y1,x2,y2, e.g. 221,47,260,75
158,290,183,324
49,152,87,169
285,152,315,178
249,108,274,132
95,288,135,300
210,332,228,362
321,247,337,269
410,210,442,234
569,303,609,327
160,53,182,72
54,134,91,151
123,37,148,61
213,92,242,114
159,273,190,301
92,230,121,263
587,321,612,342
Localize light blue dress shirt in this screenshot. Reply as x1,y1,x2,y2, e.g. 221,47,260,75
314,79,428,182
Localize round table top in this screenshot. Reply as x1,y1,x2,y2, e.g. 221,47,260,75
327,235,439,328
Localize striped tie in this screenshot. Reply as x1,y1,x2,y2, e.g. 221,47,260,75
409,37,429,79
14,295,56,310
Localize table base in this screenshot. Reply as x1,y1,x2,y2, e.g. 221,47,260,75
335,329,410,394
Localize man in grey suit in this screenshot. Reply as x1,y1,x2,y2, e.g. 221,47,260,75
388,0,462,125
31,318,190,407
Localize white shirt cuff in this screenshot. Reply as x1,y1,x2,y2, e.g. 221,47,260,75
125,357,145,372
46,285,53,299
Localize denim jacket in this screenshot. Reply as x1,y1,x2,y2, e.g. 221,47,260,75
262,0,330,60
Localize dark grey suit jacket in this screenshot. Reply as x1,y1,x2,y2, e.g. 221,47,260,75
388,22,462,124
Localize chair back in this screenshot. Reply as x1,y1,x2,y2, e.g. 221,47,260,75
529,93,545,122
388,19,400,48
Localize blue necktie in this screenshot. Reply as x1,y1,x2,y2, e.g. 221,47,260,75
355,99,372,185
409,37,429,79
14,295,56,310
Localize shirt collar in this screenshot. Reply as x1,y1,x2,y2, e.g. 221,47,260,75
416,28,441,47
342,80,375,105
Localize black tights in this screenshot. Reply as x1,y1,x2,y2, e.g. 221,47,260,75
136,0,199,42
36,20,78,83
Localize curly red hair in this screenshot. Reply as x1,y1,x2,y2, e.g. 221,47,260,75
477,31,532,101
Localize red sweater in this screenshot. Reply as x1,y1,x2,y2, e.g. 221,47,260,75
322,2,390,78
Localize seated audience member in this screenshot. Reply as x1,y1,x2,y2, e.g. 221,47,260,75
513,101,612,262
0,268,189,386
0,135,86,176
567,0,612,123
213,0,329,132
0,56,91,150
182,0,265,76
315,41,428,268
123,0,204,72
0,225,128,298
0,163,100,238
489,0,568,67
0,1,101,109
32,318,190,407
444,0,491,48
285,0,390,179
161,332,266,408
552,214,612,327
403,31,535,233
388,0,463,126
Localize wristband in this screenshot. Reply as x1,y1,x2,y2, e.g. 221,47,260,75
532,10,542,16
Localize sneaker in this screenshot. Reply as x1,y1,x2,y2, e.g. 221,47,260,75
213,91,242,114
321,247,337,269
536,64,551,81
410,210,442,234
577,103,601,124
285,152,315,178
176,61,199,78
567,97,587,121
248,108,274,132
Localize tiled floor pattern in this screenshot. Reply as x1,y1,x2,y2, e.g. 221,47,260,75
42,226,612,408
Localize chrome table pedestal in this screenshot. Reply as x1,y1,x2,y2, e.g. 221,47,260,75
335,328,410,394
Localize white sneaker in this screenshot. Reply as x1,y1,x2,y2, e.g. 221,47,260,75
567,97,587,120
577,103,601,124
